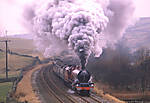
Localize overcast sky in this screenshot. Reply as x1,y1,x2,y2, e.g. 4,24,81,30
0,0,150,35
134,0,150,17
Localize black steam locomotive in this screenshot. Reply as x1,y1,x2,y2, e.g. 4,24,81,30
53,60,94,95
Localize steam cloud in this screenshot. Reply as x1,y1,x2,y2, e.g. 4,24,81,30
24,0,135,69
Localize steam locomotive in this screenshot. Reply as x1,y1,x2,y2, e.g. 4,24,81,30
53,60,94,95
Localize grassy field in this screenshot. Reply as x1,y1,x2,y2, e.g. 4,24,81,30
0,37,36,55
0,50,35,78
0,37,42,102
0,53,34,78
0,37,42,77
0,82,13,103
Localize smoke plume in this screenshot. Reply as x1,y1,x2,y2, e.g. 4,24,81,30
24,0,135,69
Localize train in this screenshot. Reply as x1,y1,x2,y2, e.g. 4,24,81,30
53,59,94,95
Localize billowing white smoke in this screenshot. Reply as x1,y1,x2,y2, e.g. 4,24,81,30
25,0,135,69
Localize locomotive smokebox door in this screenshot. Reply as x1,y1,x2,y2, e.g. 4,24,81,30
77,70,91,83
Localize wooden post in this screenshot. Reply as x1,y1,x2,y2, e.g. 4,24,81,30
5,40,8,79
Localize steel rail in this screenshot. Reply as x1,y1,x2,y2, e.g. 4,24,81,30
46,67,77,103
40,68,65,103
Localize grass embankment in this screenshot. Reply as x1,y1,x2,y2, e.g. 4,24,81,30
0,82,13,102
0,52,34,103
14,64,51,103
93,83,125,103
93,79,150,101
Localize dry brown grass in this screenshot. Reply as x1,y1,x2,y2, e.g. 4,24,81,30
0,37,43,78
0,37,42,56
0,53,34,78
0,37,35,54
109,91,150,100
94,81,150,101
94,83,125,103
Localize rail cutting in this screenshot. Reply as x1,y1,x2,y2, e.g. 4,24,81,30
38,64,113,103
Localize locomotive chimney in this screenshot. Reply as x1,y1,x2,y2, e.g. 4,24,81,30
78,48,87,70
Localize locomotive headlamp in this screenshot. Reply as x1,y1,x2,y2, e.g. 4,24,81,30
90,83,94,87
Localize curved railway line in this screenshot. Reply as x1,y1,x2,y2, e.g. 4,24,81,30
36,64,114,103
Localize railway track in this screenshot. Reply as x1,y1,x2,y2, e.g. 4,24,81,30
37,64,114,103
40,68,64,103
39,65,77,103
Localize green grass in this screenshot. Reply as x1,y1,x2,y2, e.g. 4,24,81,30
0,82,12,103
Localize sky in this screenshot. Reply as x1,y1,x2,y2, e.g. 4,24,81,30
0,0,150,35
134,0,150,17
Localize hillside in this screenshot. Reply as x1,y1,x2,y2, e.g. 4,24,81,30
0,37,40,103
124,17,150,50
0,37,42,78
8,34,33,40
0,37,36,54
87,17,150,101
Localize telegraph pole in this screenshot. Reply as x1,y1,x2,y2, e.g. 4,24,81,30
6,40,8,79
0,30,10,79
